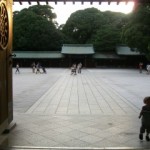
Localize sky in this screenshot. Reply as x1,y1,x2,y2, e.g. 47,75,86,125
13,1,135,25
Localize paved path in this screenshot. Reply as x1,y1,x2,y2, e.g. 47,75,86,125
3,68,150,149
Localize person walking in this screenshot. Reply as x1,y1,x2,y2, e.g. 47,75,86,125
146,64,150,74
77,62,82,74
42,66,47,74
139,62,143,73
36,63,41,74
31,62,36,73
139,96,150,141
15,63,20,74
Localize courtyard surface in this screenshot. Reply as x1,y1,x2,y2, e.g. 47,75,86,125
2,68,150,149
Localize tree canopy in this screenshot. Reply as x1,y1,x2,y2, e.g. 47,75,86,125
13,5,63,51
13,5,128,53
62,8,126,52
122,4,150,60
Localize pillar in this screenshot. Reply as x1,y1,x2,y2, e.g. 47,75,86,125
0,0,13,135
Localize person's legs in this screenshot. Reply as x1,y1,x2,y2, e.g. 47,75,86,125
146,127,150,141
36,68,39,74
78,69,80,73
74,69,76,75
139,125,145,140
71,69,73,75
16,68,19,73
139,67,142,73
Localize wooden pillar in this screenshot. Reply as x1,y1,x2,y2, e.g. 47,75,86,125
0,0,13,135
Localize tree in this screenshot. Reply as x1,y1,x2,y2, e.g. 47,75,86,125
122,4,150,60
62,8,105,44
13,5,63,51
92,11,125,52
92,25,121,52
28,5,57,21
62,8,126,52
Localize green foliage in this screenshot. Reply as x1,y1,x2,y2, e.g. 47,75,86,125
13,5,63,51
92,25,121,52
13,6,126,53
122,4,150,60
28,5,57,21
62,8,105,44
62,8,126,52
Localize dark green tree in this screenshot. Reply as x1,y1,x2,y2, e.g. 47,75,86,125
62,8,105,44
28,5,57,21
122,4,150,59
13,5,63,51
62,8,126,52
92,11,126,52
92,25,121,52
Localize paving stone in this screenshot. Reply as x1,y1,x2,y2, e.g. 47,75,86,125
4,68,150,148
79,135,103,144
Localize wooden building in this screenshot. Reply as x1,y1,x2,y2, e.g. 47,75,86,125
13,44,146,68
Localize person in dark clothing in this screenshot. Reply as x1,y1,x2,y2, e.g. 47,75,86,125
36,63,41,74
139,96,150,141
42,67,47,74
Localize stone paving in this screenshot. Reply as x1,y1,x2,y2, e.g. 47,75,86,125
2,68,150,149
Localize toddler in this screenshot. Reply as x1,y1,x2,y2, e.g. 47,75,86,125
139,96,150,141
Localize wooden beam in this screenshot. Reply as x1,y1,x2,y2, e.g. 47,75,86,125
12,0,140,5
117,0,120,5
125,0,128,4
19,0,22,5
28,0,31,4
37,0,40,5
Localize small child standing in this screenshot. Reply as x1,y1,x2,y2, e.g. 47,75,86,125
139,96,150,141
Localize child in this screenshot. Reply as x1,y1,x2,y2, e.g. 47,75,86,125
139,96,150,141
71,64,76,75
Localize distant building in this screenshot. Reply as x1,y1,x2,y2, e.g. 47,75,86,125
13,44,146,68
61,44,95,67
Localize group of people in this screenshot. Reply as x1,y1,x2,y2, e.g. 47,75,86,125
139,62,150,74
71,62,82,75
31,62,46,74
15,62,47,74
